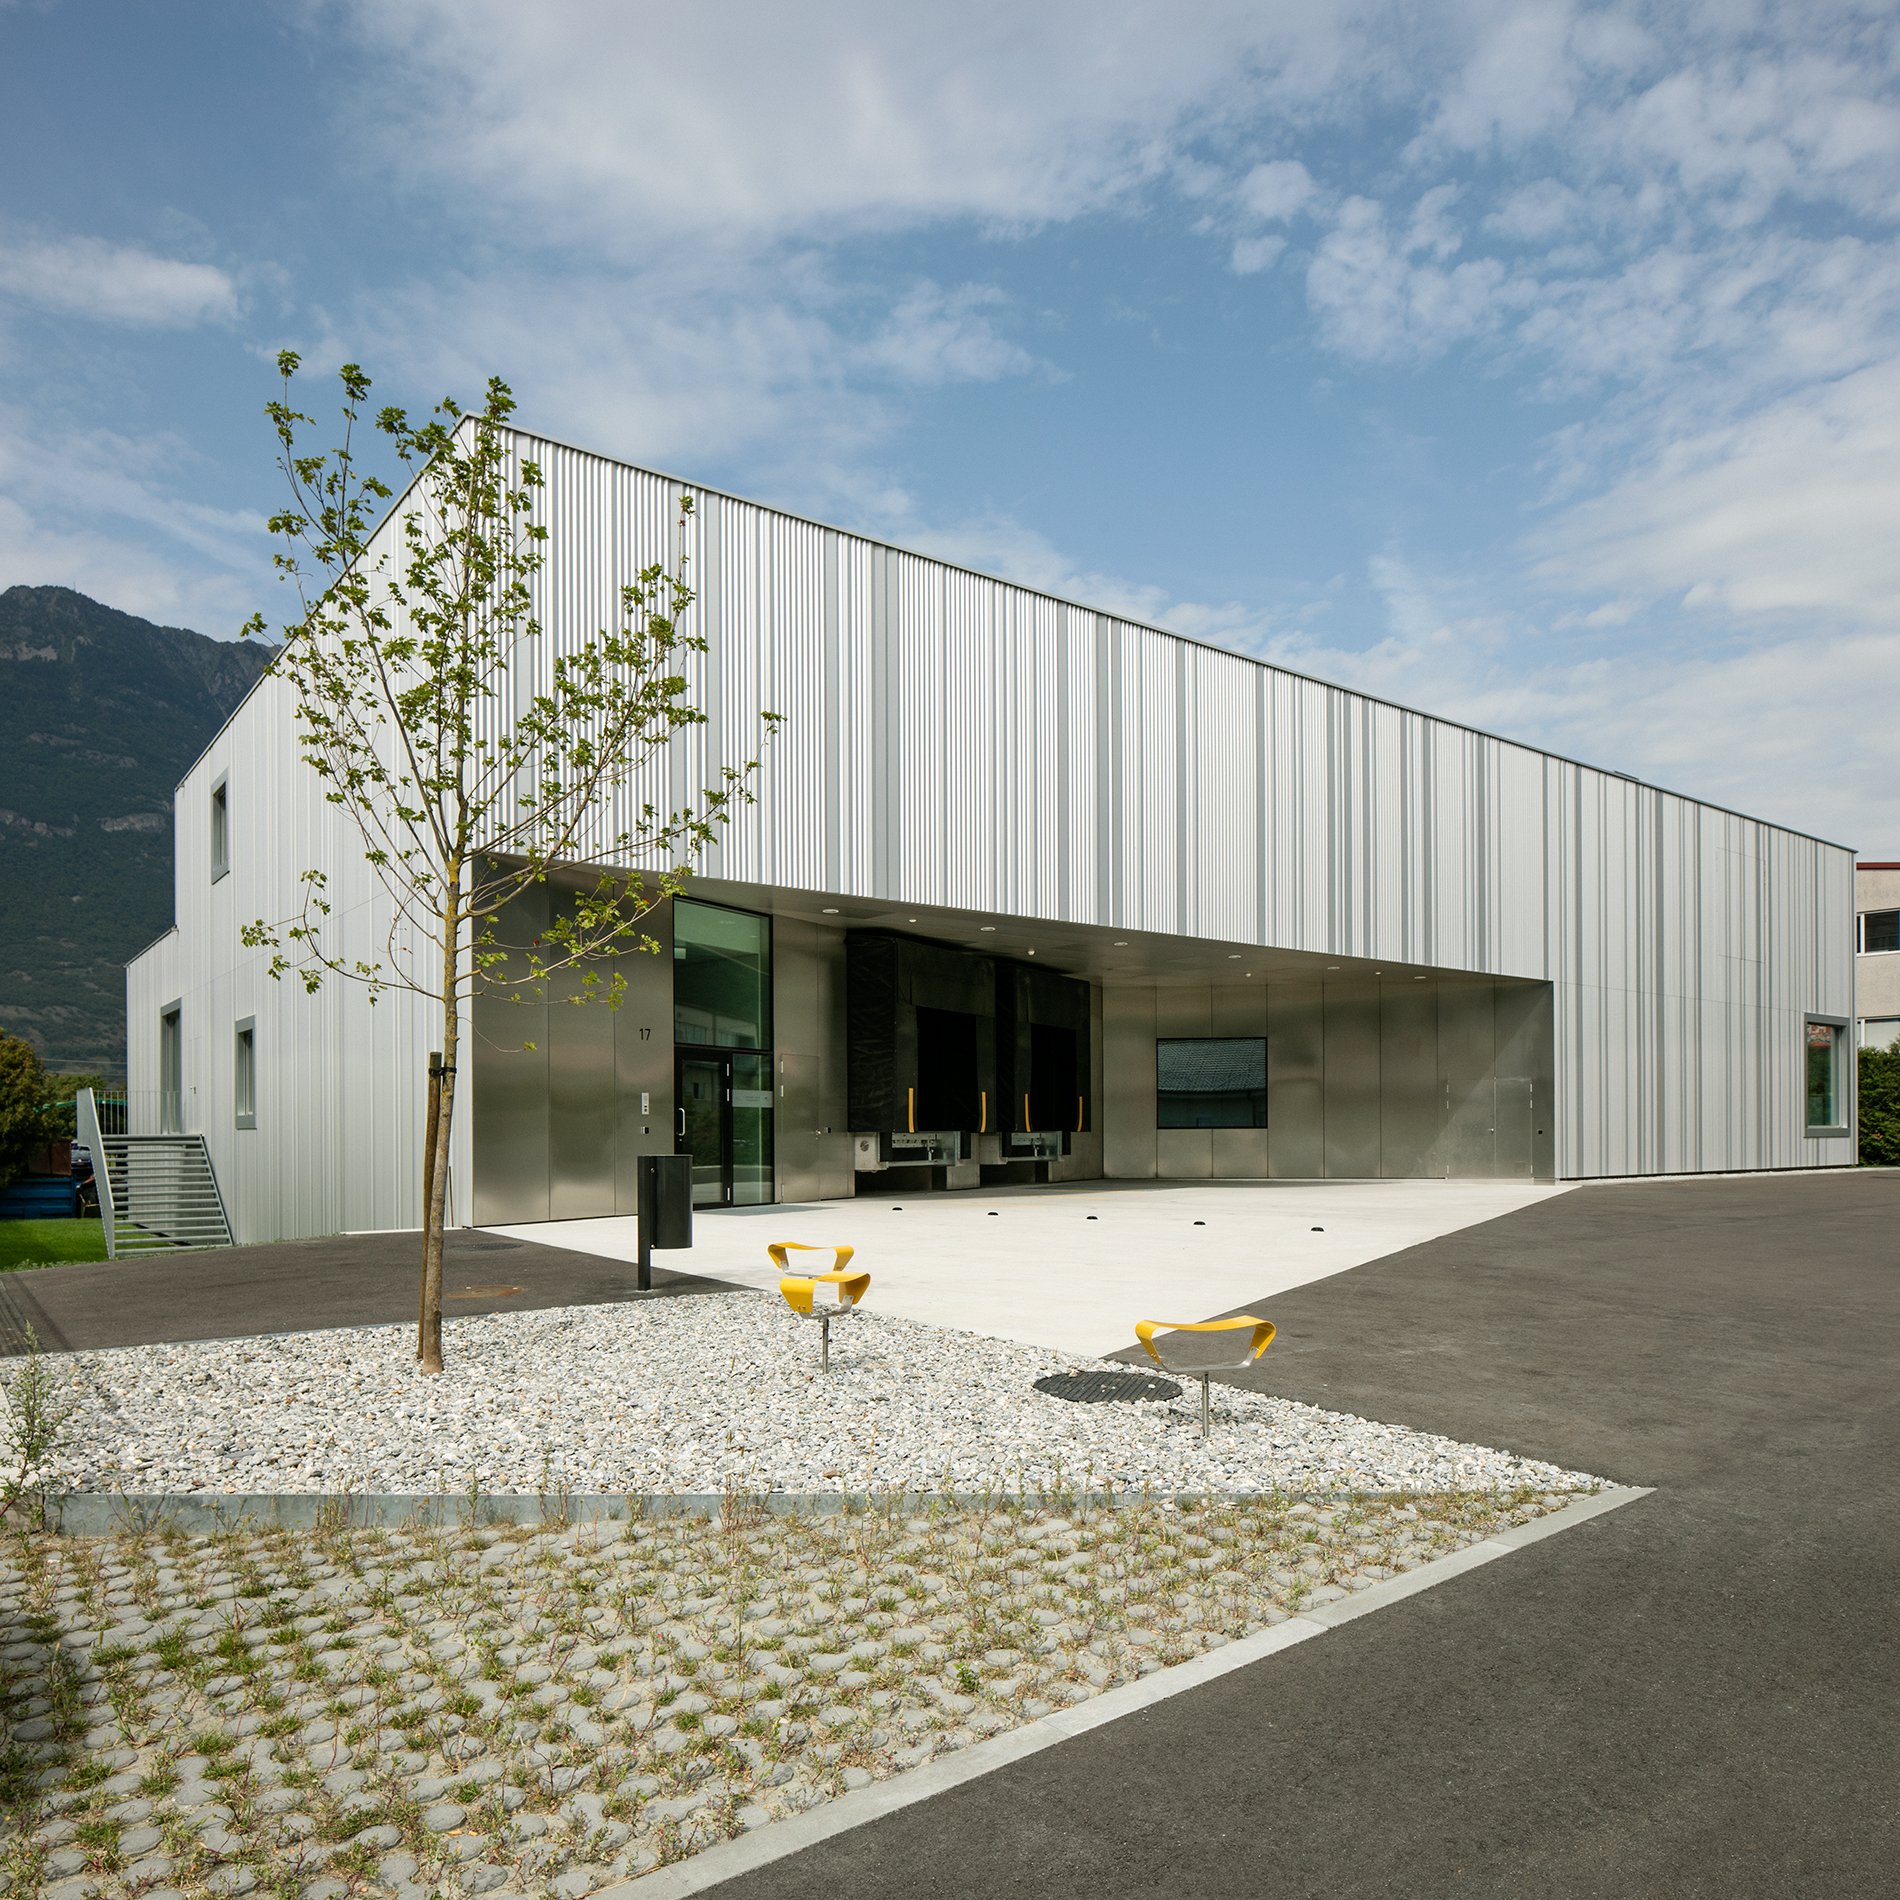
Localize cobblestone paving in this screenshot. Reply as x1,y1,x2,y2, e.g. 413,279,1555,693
0,1485,1590,1897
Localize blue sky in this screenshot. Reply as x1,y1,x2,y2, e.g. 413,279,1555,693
3,0,1897,851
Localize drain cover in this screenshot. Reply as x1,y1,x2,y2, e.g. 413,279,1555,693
1034,1370,1182,1404
449,1285,523,1299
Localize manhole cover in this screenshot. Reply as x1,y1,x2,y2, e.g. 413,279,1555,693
449,1285,523,1299
1033,1370,1183,1404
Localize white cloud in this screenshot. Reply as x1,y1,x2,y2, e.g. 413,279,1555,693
1308,194,1519,360
0,402,266,628
1237,158,1316,222
1527,354,1900,626
1482,177,1583,241
332,0,1380,254
1230,234,1287,275
0,232,238,327
861,282,1043,385
1422,0,1581,151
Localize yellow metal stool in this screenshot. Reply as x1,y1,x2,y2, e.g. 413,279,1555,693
771,1243,868,1372
1135,1316,1275,1437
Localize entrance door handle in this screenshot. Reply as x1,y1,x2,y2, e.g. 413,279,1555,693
678,1108,686,1136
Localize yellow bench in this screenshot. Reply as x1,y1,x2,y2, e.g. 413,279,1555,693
1135,1315,1275,1437
771,1243,868,1372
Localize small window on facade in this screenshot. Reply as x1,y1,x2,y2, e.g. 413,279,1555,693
1860,1018,1900,1051
1157,1037,1268,1128
234,1018,256,1129
210,775,230,883
1861,909,1899,954
160,1005,182,1134
1805,1019,1845,1131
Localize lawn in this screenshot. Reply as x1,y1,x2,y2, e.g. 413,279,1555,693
0,1217,109,1272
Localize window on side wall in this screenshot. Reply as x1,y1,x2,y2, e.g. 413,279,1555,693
1859,909,1899,954
1805,1019,1847,1133
210,774,230,883
235,1018,256,1130
1156,1037,1268,1129
160,1005,182,1134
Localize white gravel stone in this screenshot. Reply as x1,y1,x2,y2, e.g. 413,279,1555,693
46,1293,1591,1499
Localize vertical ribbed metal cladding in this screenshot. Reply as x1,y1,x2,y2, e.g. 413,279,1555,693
126,419,1856,1238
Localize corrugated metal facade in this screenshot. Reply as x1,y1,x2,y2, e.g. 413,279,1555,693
129,429,1855,1242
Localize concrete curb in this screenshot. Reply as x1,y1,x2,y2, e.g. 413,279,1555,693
606,1484,1654,1898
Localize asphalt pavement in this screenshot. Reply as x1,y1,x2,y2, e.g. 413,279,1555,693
696,1170,1900,1897
0,1227,737,1355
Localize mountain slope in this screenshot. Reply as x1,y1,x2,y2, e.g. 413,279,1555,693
0,586,276,1076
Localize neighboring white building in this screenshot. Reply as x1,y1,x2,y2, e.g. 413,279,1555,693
126,431,1858,1245
1855,862,1900,1050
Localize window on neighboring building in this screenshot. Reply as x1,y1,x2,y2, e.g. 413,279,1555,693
1157,1037,1268,1128
210,774,230,882
234,1018,256,1129
1806,1019,1846,1131
1859,909,1899,954
1860,1018,1900,1051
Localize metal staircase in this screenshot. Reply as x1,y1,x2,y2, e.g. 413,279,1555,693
77,1089,233,1258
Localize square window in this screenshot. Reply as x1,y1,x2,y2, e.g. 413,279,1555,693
1157,1037,1268,1129
1862,909,1899,955
234,1019,256,1130
1805,1020,1845,1131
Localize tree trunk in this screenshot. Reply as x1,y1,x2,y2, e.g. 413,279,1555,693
418,1052,442,1358
419,895,461,1376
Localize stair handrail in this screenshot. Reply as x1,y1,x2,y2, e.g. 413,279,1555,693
75,1087,118,1260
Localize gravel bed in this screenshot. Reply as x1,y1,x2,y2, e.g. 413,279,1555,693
0,1486,1591,1897
43,1294,1593,1500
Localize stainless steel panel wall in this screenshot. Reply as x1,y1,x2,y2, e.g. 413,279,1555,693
1267,983,1325,1178
1102,987,1158,1179
1153,985,1215,1176
472,888,551,1225
1494,980,1556,1180
613,905,677,1213
1104,974,1556,1181
1207,982,1269,1177
773,916,853,1202
1322,987,1382,1178
548,960,617,1221
1495,1078,1535,1178
1379,983,1440,1178
1437,982,1499,1178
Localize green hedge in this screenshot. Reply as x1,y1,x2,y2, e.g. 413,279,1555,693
1859,1044,1900,1166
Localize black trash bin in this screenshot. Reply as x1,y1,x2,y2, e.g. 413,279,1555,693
635,1153,693,1290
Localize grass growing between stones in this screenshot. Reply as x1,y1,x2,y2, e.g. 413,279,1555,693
0,1480,1593,1897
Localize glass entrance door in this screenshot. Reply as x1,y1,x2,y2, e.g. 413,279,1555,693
676,1051,775,1206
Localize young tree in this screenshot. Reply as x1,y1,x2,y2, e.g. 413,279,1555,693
243,355,777,1373
0,1028,57,1188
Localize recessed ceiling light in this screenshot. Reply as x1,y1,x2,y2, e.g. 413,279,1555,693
908,918,917,922
1228,954,1242,959
1414,975,1427,981
1113,940,1128,946
1326,965,1340,970
980,926,997,932
822,908,840,914
1027,949,1037,956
